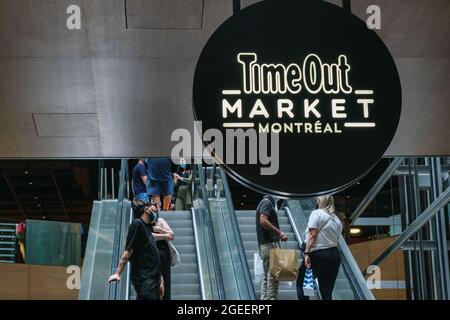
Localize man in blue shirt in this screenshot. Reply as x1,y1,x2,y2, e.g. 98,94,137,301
146,158,173,211
132,159,149,202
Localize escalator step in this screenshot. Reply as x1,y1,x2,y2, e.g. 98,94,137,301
174,253,197,264
173,263,198,274
164,220,193,228
172,273,200,284
173,294,202,300
237,216,290,225
169,227,194,237
172,236,195,246
172,283,202,295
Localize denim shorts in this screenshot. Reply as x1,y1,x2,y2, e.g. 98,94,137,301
148,180,174,197
135,192,149,202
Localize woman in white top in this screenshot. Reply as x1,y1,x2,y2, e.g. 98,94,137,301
296,195,343,300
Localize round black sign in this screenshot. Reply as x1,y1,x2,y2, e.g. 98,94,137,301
193,0,401,197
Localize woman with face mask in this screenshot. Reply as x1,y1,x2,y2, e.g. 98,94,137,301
150,202,175,300
172,158,193,211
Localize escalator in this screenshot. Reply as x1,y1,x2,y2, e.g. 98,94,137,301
79,159,373,300
79,160,227,300
159,210,201,300
209,164,374,300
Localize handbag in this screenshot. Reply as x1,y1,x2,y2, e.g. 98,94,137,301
254,252,264,283
168,241,181,267
269,244,299,281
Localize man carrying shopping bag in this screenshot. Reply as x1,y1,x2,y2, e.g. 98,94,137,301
256,195,288,300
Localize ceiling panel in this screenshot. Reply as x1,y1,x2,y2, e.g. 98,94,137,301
126,0,205,30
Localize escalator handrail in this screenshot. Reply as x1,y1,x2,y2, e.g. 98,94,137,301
191,207,207,300
338,237,375,300
283,206,304,248
195,163,226,300
108,159,129,300
125,205,133,300
218,168,257,300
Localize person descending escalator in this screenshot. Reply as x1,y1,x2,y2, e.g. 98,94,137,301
146,158,174,211
132,159,149,202
108,201,164,300
172,158,193,211
151,201,176,300
256,195,288,300
296,195,343,300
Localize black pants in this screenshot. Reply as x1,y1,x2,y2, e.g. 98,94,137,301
157,241,172,300
134,282,160,300
296,247,341,300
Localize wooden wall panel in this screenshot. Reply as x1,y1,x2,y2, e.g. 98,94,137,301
0,263,29,299
350,237,407,300
0,263,78,300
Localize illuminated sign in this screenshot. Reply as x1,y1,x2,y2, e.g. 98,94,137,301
193,0,402,197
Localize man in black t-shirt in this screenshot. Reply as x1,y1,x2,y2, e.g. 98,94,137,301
256,195,288,300
108,202,163,300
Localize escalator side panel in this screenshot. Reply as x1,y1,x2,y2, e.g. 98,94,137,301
79,201,102,299
79,200,119,300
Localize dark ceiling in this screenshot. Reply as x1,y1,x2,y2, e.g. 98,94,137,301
0,160,99,224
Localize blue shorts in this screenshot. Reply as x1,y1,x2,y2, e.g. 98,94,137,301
148,180,174,197
135,192,149,202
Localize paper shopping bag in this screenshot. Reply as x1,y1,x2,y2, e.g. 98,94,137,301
269,248,299,281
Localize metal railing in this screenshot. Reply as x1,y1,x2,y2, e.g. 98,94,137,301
366,186,450,274
108,159,130,300
349,157,405,224
218,167,256,299
192,163,226,300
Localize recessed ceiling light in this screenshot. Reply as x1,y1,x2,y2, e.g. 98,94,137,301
346,195,351,199
240,203,244,206
37,204,41,207
243,195,247,198
29,181,33,185
24,171,29,174
34,196,38,200
350,228,361,235
356,182,360,185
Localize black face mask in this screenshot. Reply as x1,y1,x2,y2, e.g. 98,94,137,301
146,208,159,224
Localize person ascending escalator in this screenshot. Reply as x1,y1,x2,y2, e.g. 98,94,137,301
256,195,288,300
296,195,343,300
